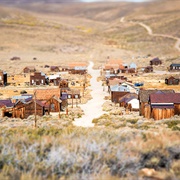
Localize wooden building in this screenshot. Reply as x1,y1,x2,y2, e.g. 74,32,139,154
68,63,87,75
165,76,179,85
110,85,130,103
0,70,7,87
0,99,14,117
150,57,162,66
150,93,180,120
23,66,36,73
143,66,153,73
30,72,46,86
139,89,175,118
50,66,60,72
169,64,180,71
48,75,61,86
119,93,139,111
13,99,48,119
45,96,62,113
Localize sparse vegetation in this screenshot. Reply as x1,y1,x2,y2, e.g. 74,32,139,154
0,126,179,179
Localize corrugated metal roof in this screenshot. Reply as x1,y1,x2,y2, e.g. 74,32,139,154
150,93,180,103
110,84,130,92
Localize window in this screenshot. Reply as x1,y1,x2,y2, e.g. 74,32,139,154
68,95,71,99
41,79,44,84
32,79,34,84
51,104,55,111
75,95,79,99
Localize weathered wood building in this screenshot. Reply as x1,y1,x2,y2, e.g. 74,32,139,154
169,64,180,71
30,72,46,86
110,85,130,103
165,76,180,85
68,63,87,75
0,70,7,86
150,93,180,120
150,57,162,66
13,99,48,119
23,66,36,73
138,89,175,118
45,96,62,113
50,66,60,72
143,66,153,73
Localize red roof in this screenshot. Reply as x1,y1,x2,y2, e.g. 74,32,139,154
150,93,180,103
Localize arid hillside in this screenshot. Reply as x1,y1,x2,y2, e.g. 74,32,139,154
0,0,179,74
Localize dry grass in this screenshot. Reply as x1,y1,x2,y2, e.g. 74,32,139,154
0,125,179,179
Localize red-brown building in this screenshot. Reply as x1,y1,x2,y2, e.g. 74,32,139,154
165,76,179,85
30,72,46,86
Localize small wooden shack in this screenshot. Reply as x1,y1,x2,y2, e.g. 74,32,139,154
143,66,153,73
169,64,180,71
165,76,179,85
23,66,36,73
0,70,7,86
150,57,162,66
50,66,60,72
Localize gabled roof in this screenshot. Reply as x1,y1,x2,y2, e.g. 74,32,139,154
150,93,180,104
139,89,175,102
119,93,138,103
165,76,180,80
34,88,60,100
150,57,161,62
0,99,14,108
104,63,119,70
170,64,180,67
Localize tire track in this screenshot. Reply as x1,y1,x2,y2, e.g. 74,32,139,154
120,17,180,52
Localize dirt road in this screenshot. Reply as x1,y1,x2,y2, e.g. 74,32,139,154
120,17,180,52
73,61,108,127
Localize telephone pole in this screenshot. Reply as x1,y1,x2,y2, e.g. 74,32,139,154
34,91,37,128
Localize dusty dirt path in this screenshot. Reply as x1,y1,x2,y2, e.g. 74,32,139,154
73,61,108,127
120,17,180,52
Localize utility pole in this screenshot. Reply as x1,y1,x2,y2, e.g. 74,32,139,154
34,91,37,128
71,89,73,108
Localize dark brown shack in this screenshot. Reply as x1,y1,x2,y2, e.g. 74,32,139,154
30,72,46,85
150,57,162,66
50,66,60,72
0,70,7,86
23,66,36,73
143,66,153,73
165,76,179,85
